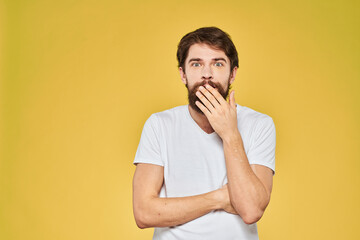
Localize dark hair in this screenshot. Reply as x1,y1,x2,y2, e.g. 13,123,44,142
177,27,239,73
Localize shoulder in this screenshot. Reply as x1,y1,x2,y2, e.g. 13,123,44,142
150,105,188,123
236,104,275,129
141,105,188,141
142,105,188,133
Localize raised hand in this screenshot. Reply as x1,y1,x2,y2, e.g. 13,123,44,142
195,84,239,140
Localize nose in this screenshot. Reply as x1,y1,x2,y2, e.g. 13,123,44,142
201,64,213,80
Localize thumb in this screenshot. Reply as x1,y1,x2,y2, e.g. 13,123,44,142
229,90,236,108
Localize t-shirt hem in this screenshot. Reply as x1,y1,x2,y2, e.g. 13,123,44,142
133,158,164,167
249,161,275,176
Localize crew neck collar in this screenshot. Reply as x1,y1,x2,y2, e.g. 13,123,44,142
184,105,218,137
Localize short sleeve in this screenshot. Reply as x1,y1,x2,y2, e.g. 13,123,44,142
247,116,276,175
133,114,164,166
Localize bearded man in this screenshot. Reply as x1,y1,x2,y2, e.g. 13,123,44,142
132,27,276,240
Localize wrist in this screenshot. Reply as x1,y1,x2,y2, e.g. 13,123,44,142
222,130,242,146
206,189,224,210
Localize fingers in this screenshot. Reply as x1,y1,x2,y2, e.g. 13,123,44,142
199,85,221,107
196,87,219,112
204,84,227,105
195,83,237,122
195,100,211,116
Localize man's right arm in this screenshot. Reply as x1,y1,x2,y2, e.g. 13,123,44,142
132,163,236,229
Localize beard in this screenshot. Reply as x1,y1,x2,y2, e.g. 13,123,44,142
186,77,232,114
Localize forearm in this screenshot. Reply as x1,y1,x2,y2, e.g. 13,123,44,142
135,190,221,228
222,131,270,224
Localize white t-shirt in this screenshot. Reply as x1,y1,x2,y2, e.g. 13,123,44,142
134,104,276,240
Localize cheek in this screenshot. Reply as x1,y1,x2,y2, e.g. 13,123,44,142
216,66,231,74
214,69,231,81
184,72,202,86
185,69,200,79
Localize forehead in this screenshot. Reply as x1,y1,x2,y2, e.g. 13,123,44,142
186,43,228,61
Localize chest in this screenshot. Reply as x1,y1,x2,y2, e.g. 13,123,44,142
158,113,255,197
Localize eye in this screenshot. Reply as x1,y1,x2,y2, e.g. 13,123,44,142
192,62,201,67
215,62,223,67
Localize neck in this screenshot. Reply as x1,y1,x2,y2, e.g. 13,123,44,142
188,105,215,134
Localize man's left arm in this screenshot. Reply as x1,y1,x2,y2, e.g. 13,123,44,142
195,84,274,224
222,133,273,224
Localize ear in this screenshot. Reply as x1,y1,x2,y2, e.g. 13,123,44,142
229,66,238,85
179,67,187,85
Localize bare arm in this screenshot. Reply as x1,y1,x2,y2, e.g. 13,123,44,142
222,133,273,224
195,84,274,224
132,163,236,229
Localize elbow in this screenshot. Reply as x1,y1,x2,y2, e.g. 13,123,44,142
233,202,265,225
134,206,153,229
233,194,270,225
134,215,146,229
134,211,151,229
133,196,161,229
241,210,264,225
135,221,148,229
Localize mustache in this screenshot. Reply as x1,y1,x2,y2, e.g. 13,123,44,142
186,79,231,114
192,80,218,89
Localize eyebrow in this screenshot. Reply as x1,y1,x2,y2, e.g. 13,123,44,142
188,58,201,63
188,58,227,63
213,58,227,63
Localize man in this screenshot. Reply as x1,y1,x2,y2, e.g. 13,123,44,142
132,27,276,240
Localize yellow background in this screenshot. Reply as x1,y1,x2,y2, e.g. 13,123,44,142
1,0,359,239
